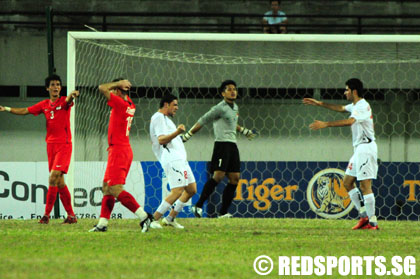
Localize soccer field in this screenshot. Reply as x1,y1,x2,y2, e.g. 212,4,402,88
0,218,418,279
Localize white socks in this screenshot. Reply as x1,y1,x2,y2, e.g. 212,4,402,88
97,217,108,228
157,200,187,222
98,207,147,227
363,193,377,224
348,188,362,210
156,200,172,216
169,200,187,221
349,187,377,226
174,200,186,214
135,207,148,221
348,188,367,218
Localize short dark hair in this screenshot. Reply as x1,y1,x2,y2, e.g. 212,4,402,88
345,78,364,97
45,74,61,88
270,0,280,4
219,80,237,93
160,93,178,108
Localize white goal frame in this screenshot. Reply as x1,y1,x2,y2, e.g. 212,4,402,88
66,31,420,204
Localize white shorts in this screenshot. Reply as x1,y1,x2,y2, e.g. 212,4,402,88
163,160,196,189
345,142,378,181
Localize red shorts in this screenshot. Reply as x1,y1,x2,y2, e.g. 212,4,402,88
47,143,72,173
103,145,133,186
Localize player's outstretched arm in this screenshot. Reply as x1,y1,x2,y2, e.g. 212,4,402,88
237,125,258,140
158,124,186,145
98,79,131,101
309,118,355,130
0,105,29,115
303,98,345,112
181,122,203,142
183,105,221,142
66,90,80,103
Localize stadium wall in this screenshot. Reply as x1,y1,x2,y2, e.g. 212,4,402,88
3,0,420,19
1,35,419,162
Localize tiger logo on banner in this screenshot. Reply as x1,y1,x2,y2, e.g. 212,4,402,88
306,168,354,219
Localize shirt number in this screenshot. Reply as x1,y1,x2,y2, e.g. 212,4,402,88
126,116,133,136
50,111,54,119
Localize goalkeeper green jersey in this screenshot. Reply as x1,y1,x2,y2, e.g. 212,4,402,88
197,100,238,143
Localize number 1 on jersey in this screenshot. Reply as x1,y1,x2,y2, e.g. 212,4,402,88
218,158,222,167
126,116,133,136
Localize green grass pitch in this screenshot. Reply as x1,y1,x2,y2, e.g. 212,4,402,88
0,218,418,279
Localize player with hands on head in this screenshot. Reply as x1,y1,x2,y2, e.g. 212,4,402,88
303,78,379,230
184,80,258,218
0,74,79,224
89,78,153,233
149,94,197,229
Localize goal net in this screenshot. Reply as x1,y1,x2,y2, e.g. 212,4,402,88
67,33,420,220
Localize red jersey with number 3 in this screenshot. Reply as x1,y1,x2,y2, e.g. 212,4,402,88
27,96,73,143
107,93,135,146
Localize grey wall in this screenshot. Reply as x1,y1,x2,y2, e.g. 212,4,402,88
3,1,420,16
0,34,68,86
3,0,420,35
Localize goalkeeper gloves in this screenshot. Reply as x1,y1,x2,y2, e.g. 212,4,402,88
181,131,193,143
239,127,258,140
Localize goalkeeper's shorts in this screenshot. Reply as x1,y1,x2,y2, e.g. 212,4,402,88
209,141,240,173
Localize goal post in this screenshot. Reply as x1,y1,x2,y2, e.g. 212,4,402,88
67,32,420,220
68,32,420,42
67,33,76,207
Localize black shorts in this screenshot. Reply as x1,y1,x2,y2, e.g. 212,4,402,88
209,142,240,173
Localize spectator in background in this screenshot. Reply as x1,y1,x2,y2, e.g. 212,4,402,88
263,0,288,34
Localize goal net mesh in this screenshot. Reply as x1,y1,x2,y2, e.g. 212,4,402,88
72,35,420,220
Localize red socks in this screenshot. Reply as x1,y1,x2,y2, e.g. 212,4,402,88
117,191,140,213
58,186,75,216
100,195,115,219
44,186,58,216
45,186,75,217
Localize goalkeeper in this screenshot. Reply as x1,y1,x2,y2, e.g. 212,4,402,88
183,80,258,218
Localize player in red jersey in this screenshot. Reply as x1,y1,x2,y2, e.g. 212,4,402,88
89,78,152,232
0,74,79,224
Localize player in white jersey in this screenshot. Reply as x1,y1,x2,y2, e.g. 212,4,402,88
149,94,197,229
303,78,379,230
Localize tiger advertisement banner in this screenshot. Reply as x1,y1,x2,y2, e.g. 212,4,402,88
0,161,419,220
